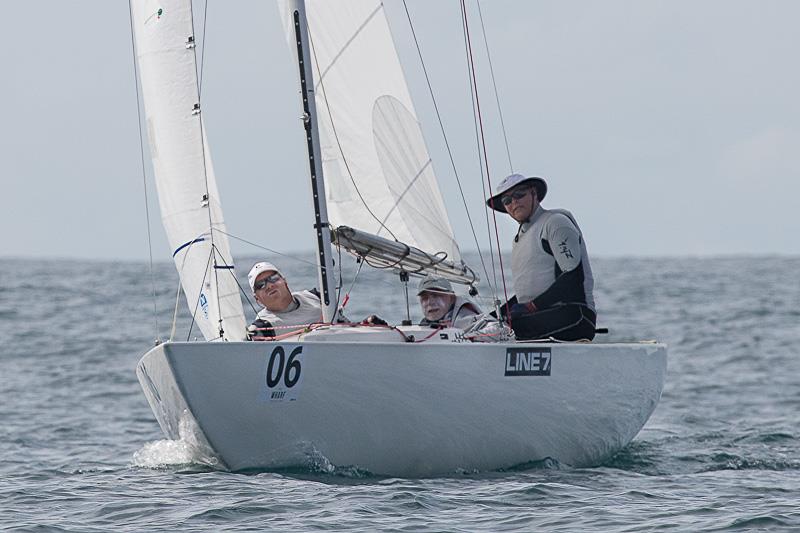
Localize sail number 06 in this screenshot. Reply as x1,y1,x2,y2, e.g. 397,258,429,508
266,346,302,388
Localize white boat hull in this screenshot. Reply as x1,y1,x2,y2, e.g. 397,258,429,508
137,326,666,476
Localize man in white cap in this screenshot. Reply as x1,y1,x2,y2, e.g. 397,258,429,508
247,261,323,339
417,275,480,329
486,173,596,341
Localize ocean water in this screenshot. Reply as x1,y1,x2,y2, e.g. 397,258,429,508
1,254,798,531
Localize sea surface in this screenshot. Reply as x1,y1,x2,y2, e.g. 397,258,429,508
1,254,798,531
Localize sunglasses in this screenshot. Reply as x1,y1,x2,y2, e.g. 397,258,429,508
254,273,283,291
500,188,531,206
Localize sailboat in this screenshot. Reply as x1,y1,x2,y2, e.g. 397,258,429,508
131,0,667,476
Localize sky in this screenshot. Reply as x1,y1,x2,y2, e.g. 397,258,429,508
1,0,798,262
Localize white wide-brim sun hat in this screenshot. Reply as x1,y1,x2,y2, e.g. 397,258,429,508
486,173,548,213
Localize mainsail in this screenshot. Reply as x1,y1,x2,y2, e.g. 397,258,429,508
131,0,246,340
280,0,462,265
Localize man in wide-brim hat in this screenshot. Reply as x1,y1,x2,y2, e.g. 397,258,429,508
487,173,597,341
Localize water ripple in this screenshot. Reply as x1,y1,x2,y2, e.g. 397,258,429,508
2,256,800,531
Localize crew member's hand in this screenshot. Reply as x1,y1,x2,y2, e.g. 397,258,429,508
248,319,275,339
509,301,537,318
362,314,388,326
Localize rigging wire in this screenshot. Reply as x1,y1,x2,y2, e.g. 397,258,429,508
188,0,225,338
333,243,345,319
476,0,514,175
305,13,397,314
460,0,511,313
307,13,433,316
198,0,209,90
400,0,495,296
185,247,216,341
217,226,363,324
341,257,365,313
215,227,347,322
169,258,187,341
361,244,412,271
211,243,260,317
306,29,400,244
213,228,320,269
459,1,499,300
170,236,198,341
127,0,160,343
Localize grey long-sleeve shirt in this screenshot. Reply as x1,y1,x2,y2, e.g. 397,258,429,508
511,205,595,311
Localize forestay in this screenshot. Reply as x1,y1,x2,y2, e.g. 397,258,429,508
131,0,246,341
279,0,462,264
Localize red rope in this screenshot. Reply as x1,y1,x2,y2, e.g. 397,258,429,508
460,1,512,322
251,321,412,342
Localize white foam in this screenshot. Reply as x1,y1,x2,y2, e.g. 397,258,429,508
132,438,197,468
132,413,220,469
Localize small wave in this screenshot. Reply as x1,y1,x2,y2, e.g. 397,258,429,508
603,440,670,475
720,515,794,530
701,452,800,472
242,447,377,481
733,431,796,445
499,457,564,472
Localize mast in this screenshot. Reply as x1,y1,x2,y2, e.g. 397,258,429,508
287,0,337,322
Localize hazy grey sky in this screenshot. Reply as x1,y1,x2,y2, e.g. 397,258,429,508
2,1,798,261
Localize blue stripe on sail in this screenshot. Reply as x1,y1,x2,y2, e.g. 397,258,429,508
173,237,206,257
214,265,235,270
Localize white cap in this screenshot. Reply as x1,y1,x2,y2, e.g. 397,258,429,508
417,275,454,296
247,262,282,292
486,173,547,213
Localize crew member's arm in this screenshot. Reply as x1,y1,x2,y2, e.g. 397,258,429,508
530,215,586,310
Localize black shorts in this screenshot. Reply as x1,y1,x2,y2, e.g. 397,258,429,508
510,304,596,341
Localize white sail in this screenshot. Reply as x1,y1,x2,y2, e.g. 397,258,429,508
131,0,246,341
280,0,462,264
